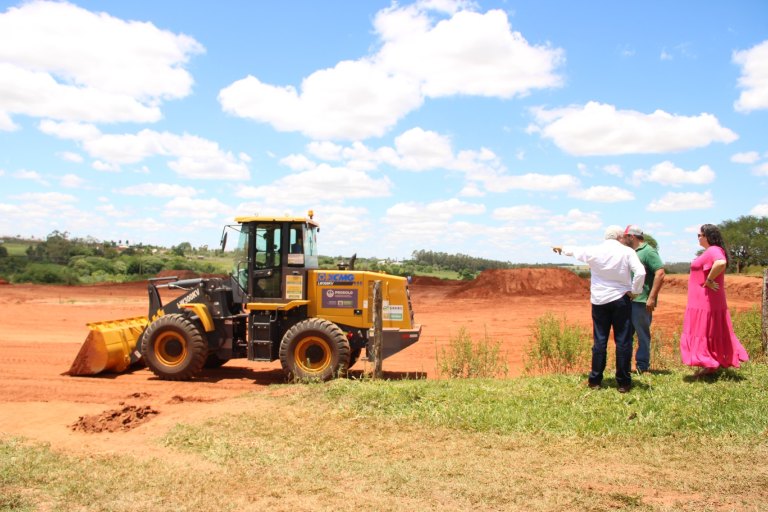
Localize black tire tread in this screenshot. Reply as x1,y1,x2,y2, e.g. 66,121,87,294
279,318,350,381
141,314,207,381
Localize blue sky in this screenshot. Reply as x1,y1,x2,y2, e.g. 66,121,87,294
0,0,766,263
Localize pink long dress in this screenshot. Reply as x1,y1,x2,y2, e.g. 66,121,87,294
680,246,749,369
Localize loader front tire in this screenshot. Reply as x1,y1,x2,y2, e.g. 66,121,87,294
141,314,207,381
280,319,350,381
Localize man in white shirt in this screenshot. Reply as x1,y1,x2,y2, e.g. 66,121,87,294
553,225,645,393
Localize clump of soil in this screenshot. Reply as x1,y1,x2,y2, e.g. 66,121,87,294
448,268,590,299
70,405,158,433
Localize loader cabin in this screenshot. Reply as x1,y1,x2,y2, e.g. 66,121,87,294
229,212,320,302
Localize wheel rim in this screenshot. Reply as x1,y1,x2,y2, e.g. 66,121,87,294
154,331,187,367
294,335,332,374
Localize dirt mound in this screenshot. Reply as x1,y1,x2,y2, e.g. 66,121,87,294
0,279,8,285
447,268,590,299
70,404,158,433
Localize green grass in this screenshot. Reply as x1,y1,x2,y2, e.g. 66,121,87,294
0,241,29,256
321,364,768,437
3,366,768,511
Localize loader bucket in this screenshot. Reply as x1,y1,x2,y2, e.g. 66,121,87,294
67,316,149,376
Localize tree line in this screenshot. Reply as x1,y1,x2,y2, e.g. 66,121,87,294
1,215,765,284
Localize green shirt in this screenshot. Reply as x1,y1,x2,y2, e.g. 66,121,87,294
634,242,664,303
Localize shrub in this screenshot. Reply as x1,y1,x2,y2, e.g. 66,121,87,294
437,327,508,379
524,313,590,374
649,327,682,371
732,306,764,361
15,263,79,285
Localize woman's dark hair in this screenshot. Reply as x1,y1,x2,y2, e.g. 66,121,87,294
700,223,729,265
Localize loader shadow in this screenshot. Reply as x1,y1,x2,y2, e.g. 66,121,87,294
347,369,429,381
186,366,429,384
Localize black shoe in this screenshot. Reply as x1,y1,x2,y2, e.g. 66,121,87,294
636,368,649,375
617,385,631,394
587,381,601,390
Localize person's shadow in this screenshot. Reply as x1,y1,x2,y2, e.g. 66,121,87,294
682,368,746,384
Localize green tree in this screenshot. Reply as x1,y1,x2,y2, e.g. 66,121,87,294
718,216,768,272
0,245,7,258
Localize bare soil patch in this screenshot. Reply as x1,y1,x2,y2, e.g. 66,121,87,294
0,270,761,455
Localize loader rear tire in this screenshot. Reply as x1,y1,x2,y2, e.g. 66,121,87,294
141,314,207,381
279,318,350,381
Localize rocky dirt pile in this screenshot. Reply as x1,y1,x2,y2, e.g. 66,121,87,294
70,404,158,433
447,268,590,299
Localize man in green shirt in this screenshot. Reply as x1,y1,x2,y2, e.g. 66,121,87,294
622,225,665,373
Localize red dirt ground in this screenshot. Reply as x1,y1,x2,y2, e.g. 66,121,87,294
0,270,762,453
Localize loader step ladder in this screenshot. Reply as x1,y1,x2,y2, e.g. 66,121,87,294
249,319,273,361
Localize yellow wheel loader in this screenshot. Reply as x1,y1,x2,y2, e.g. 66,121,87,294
68,212,421,381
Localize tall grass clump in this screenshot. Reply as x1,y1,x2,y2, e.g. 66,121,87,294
437,327,508,378
649,327,683,371
524,313,590,374
733,306,764,361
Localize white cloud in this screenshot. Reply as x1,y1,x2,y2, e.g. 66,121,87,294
0,1,203,125
753,162,768,176
631,161,715,186
731,151,760,164
569,186,635,202
162,197,232,219
529,101,738,156
219,3,563,140
13,169,49,186
307,141,344,161
13,191,77,203
647,191,713,211
219,62,423,141
375,7,564,98
750,204,768,216
546,209,603,231
57,151,84,163
734,40,768,113
59,174,87,188
391,127,454,170
39,122,251,180
603,164,623,177
459,182,485,197
300,128,505,185
280,154,317,172
118,183,198,197
236,164,393,205
383,198,489,247
487,173,579,192
493,204,549,221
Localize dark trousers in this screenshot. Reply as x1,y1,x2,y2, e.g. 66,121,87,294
588,295,633,387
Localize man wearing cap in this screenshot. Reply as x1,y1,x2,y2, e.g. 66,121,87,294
622,225,665,374
553,226,645,393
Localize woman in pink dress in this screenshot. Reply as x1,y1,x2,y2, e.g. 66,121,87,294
680,224,749,375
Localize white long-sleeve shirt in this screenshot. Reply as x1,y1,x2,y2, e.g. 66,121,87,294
563,239,645,305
